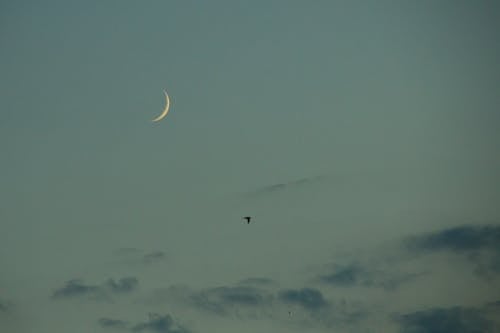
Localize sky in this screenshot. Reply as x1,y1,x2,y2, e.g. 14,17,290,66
1,1,500,332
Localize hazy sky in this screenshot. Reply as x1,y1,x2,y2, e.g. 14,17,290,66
1,1,500,332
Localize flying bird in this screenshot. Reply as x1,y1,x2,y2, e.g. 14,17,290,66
243,216,251,224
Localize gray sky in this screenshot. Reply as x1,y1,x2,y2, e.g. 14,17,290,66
1,1,500,332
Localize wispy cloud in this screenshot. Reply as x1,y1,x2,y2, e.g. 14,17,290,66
131,313,191,333
237,277,277,287
51,279,101,300
246,175,326,197
133,223,500,332
51,277,139,301
0,299,12,313
277,287,369,329
139,282,278,319
317,224,500,293
105,277,139,293
113,248,167,266
97,314,191,333
320,264,362,287
190,285,274,316
98,317,129,330
143,251,166,264
395,303,500,333
405,224,500,278
278,288,328,311
139,280,367,329
319,262,426,291
405,225,500,253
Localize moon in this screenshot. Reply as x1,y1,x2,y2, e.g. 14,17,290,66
152,90,171,122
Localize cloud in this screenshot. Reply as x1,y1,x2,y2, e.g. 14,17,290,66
247,175,325,196
98,318,129,330
190,286,273,316
395,305,498,333
97,314,190,333
405,224,500,278
316,224,499,293
237,277,276,287
52,276,139,300
131,313,191,333
51,279,101,299
105,277,139,293
140,282,277,319
321,264,362,287
319,263,425,291
277,287,369,328
406,225,500,253
278,288,328,311
210,287,267,305
113,248,167,266
143,251,166,264
0,299,12,313
485,300,500,309
139,281,369,330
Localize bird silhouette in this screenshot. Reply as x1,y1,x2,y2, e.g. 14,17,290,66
243,216,251,224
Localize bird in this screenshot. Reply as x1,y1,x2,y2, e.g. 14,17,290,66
243,216,251,224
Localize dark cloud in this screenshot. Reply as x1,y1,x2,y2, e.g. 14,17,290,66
51,279,101,299
52,277,139,300
471,255,500,279
321,264,362,287
140,282,368,329
247,175,325,196
277,288,369,329
143,251,166,264
396,306,498,333
405,224,500,278
0,299,12,313
237,277,276,287
373,271,427,291
485,300,500,309
482,300,500,329
105,277,139,293
406,225,500,253
278,288,328,311
319,263,425,291
191,286,273,316
113,248,166,266
214,287,266,305
132,313,191,333
98,318,129,330
140,283,278,319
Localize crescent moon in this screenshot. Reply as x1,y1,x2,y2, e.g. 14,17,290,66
152,90,171,122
